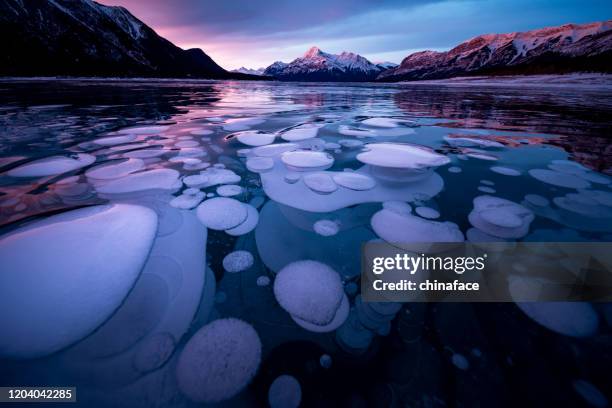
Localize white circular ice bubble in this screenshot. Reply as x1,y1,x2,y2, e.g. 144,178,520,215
383,201,412,217
320,354,332,368
313,219,339,236
273,260,344,326
8,154,96,177
170,193,204,210
94,134,137,146
175,140,200,148
468,196,534,239
415,206,440,219
291,293,350,333
529,169,591,189
268,375,302,408
303,173,338,194
225,204,259,236
176,318,261,403
217,184,243,197
524,194,550,207
280,123,320,141
332,172,376,191
223,251,254,273
85,158,145,180
0,204,158,358
234,130,276,147
196,197,248,230
246,157,275,173
357,143,449,170
478,186,496,194
281,151,334,172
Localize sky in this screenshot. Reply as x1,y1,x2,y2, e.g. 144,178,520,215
99,0,611,70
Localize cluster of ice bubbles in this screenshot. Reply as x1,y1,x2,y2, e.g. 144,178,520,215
1,110,611,405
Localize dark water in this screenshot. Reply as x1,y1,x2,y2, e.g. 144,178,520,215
0,79,611,407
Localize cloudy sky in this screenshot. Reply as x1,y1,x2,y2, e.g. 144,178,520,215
99,0,610,70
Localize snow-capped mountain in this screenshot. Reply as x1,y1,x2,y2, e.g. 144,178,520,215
264,47,384,81
0,0,261,79
374,61,399,70
231,67,266,76
378,21,612,81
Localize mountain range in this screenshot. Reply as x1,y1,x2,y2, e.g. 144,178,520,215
379,21,612,81
0,0,261,79
262,47,394,81
0,0,609,82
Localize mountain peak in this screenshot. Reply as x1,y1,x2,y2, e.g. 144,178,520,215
304,46,323,58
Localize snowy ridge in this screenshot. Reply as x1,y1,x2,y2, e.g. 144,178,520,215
379,20,612,81
231,67,265,76
264,46,383,81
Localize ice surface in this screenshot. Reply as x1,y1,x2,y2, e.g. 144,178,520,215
246,157,275,173
0,204,157,358
176,318,261,402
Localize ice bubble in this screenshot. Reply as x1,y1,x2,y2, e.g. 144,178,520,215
415,206,440,219
195,167,241,188
223,117,266,131
468,195,534,239
94,134,136,146
338,139,364,148
451,353,470,370
217,184,243,197
0,204,157,358
578,172,611,185
237,148,252,157
176,318,261,403
96,169,181,195
223,250,254,273
320,354,332,368
478,186,496,194
268,375,302,408
332,172,376,191
280,123,321,141
175,140,199,148
253,143,299,157
313,219,340,236
480,180,495,186
515,302,598,338
357,143,449,170
256,276,271,286
303,173,338,194
170,192,204,210
490,166,521,176
274,260,344,326
246,157,275,173
444,136,503,148
383,201,412,216
529,169,591,189
281,151,334,172
8,154,95,177
361,117,411,128
324,142,341,150
196,197,248,230
85,158,144,180
371,209,464,250
448,166,462,173
225,204,260,236
234,130,276,146
573,380,608,408
123,147,167,159
190,129,213,136
524,194,550,207
338,125,375,137
183,174,209,188
284,172,301,184
117,125,169,134
292,293,349,333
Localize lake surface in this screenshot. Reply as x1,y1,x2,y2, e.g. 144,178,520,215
0,79,611,407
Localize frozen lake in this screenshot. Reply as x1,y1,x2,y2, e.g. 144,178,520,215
0,79,611,407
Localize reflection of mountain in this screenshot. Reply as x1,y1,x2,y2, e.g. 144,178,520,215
263,47,387,81
393,87,612,174
380,21,612,82
0,0,261,79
